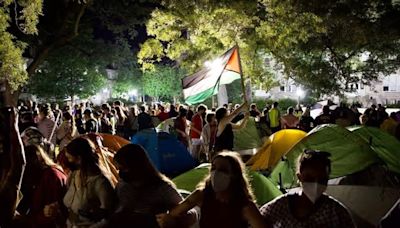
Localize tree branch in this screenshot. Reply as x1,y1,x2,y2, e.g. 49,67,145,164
26,1,90,76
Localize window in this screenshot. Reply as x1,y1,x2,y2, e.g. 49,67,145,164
383,86,389,91
280,86,285,91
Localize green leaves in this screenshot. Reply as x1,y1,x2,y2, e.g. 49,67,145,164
141,65,185,101
0,0,43,91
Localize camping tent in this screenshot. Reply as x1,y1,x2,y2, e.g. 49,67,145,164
269,124,380,188
233,117,263,154
99,134,130,153
246,129,307,171
347,126,400,174
173,163,282,205
260,124,400,227
157,117,263,155
131,130,197,176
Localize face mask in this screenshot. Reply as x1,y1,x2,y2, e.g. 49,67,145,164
210,171,231,192
301,182,327,203
65,161,80,171
119,171,135,183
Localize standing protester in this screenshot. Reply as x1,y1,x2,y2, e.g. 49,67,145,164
157,105,169,122
126,107,138,138
37,106,57,145
138,106,154,131
298,107,315,132
315,105,334,126
190,105,207,161
214,103,249,153
168,104,179,118
249,103,261,118
100,104,115,134
260,150,355,227
115,106,127,137
63,138,116,227
268,102,281,133
281,107,300,129
174,108,190,148
56,112,79,151
83,109,98,133
156,152,267,228
16,145,67,228
201,113,218,161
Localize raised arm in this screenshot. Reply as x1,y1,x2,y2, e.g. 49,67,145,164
223,103,248,124
232,111,250,130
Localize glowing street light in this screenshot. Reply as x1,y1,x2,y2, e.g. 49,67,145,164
296,88,305,98
296,88,305,105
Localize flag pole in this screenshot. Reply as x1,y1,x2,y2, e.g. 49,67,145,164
236,45,248,104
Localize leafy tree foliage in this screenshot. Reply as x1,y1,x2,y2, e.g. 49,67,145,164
141,65,185,101
138,0,400,96
28,32,108,101
138,0,278,93
0,0,42,91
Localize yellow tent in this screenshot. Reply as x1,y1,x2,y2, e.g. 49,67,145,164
246,129,306,170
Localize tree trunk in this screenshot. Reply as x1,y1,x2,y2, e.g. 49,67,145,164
2,82,19,107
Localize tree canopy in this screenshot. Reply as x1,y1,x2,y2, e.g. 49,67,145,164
138,0,400,96
28,38,107,102
142,65,185,101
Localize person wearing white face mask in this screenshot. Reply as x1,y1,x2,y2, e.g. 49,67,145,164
260,149,355,228
156,151,268,228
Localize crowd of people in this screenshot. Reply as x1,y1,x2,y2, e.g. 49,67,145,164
1,98,400,227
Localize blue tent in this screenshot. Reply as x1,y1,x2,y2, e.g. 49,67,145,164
131,130,196,176
158,132,197,176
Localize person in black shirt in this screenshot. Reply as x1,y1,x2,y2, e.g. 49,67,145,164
138,106,154,131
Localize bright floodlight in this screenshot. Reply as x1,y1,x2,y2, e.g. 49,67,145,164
128,89,138,96
296,88,305,98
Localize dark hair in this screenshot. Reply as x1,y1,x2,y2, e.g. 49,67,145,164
179,108,187,118
114,144,174,185
66,137,113,186
273,102,279,107
206,113,215,124
197,152,255,206
215,107,227,122
140,106,146,112
197,104,207,112
287,107,294,114
251,104,256,109
297,149,331,174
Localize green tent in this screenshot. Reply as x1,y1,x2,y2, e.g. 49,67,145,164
173,163,282,205
234,117,263,151
270,124,380,188
348,126,400,174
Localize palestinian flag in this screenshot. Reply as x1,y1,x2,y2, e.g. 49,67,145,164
182,46,242,105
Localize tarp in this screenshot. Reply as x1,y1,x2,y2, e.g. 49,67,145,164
347,126,400,174
234,117,263,151
246,129,307,170
131,130,196,176
172,164,282,206
270,124,380,188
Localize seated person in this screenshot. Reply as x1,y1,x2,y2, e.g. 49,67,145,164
260,149,355,227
